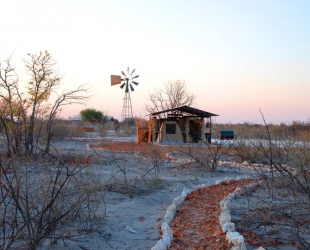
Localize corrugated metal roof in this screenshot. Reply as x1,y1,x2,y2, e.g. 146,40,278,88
149,105,219,117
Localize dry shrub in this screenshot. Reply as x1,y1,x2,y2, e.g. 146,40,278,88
231,123,310,249
33,119,85,141
115,123,135,137
52,121,85,139
0,153,106,250
91,141,165,198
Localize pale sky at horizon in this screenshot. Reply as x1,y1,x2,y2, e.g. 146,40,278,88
1,0,309,124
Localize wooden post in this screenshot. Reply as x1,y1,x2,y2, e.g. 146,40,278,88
152,117,158,142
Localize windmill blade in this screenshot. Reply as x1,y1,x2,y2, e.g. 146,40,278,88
132,81,139,86
125,84,129,93
132,75,139,79
127,67,129,75
130,68,135,76
130,84,134,92
121,71,126,77
120,83,125,89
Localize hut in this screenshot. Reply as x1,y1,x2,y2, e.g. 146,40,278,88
140,106,218,143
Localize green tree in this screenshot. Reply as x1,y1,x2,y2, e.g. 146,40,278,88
80,108,103,123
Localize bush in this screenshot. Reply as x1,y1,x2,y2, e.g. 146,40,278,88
114,123,135,137
231,121,310,249
0,153,106,249
32,119,86,141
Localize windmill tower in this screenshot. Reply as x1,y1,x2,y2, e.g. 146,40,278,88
111,67,139,121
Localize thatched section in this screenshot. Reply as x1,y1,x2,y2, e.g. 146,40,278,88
135,118,149,143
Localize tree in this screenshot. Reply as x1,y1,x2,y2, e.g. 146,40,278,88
43,84,90,154
80,108,103,123
145,80,196,117
0,51,89,156
0,53,26,156
24,51,62,155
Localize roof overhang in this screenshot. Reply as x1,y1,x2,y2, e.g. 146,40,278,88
149,105,219,118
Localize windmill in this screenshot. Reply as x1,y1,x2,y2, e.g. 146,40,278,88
111,67,139,121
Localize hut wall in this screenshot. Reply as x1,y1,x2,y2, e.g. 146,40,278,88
157,121,183,143
152,117,158,142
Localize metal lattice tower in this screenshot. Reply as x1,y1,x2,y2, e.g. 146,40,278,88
121,90,134,121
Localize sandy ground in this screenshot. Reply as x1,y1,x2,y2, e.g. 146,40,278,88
33,137,258,250
3,133,307,249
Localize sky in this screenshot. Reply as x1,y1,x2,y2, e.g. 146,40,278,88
0,0,309,124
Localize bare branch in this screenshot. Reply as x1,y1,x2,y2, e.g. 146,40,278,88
145,80,196,117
